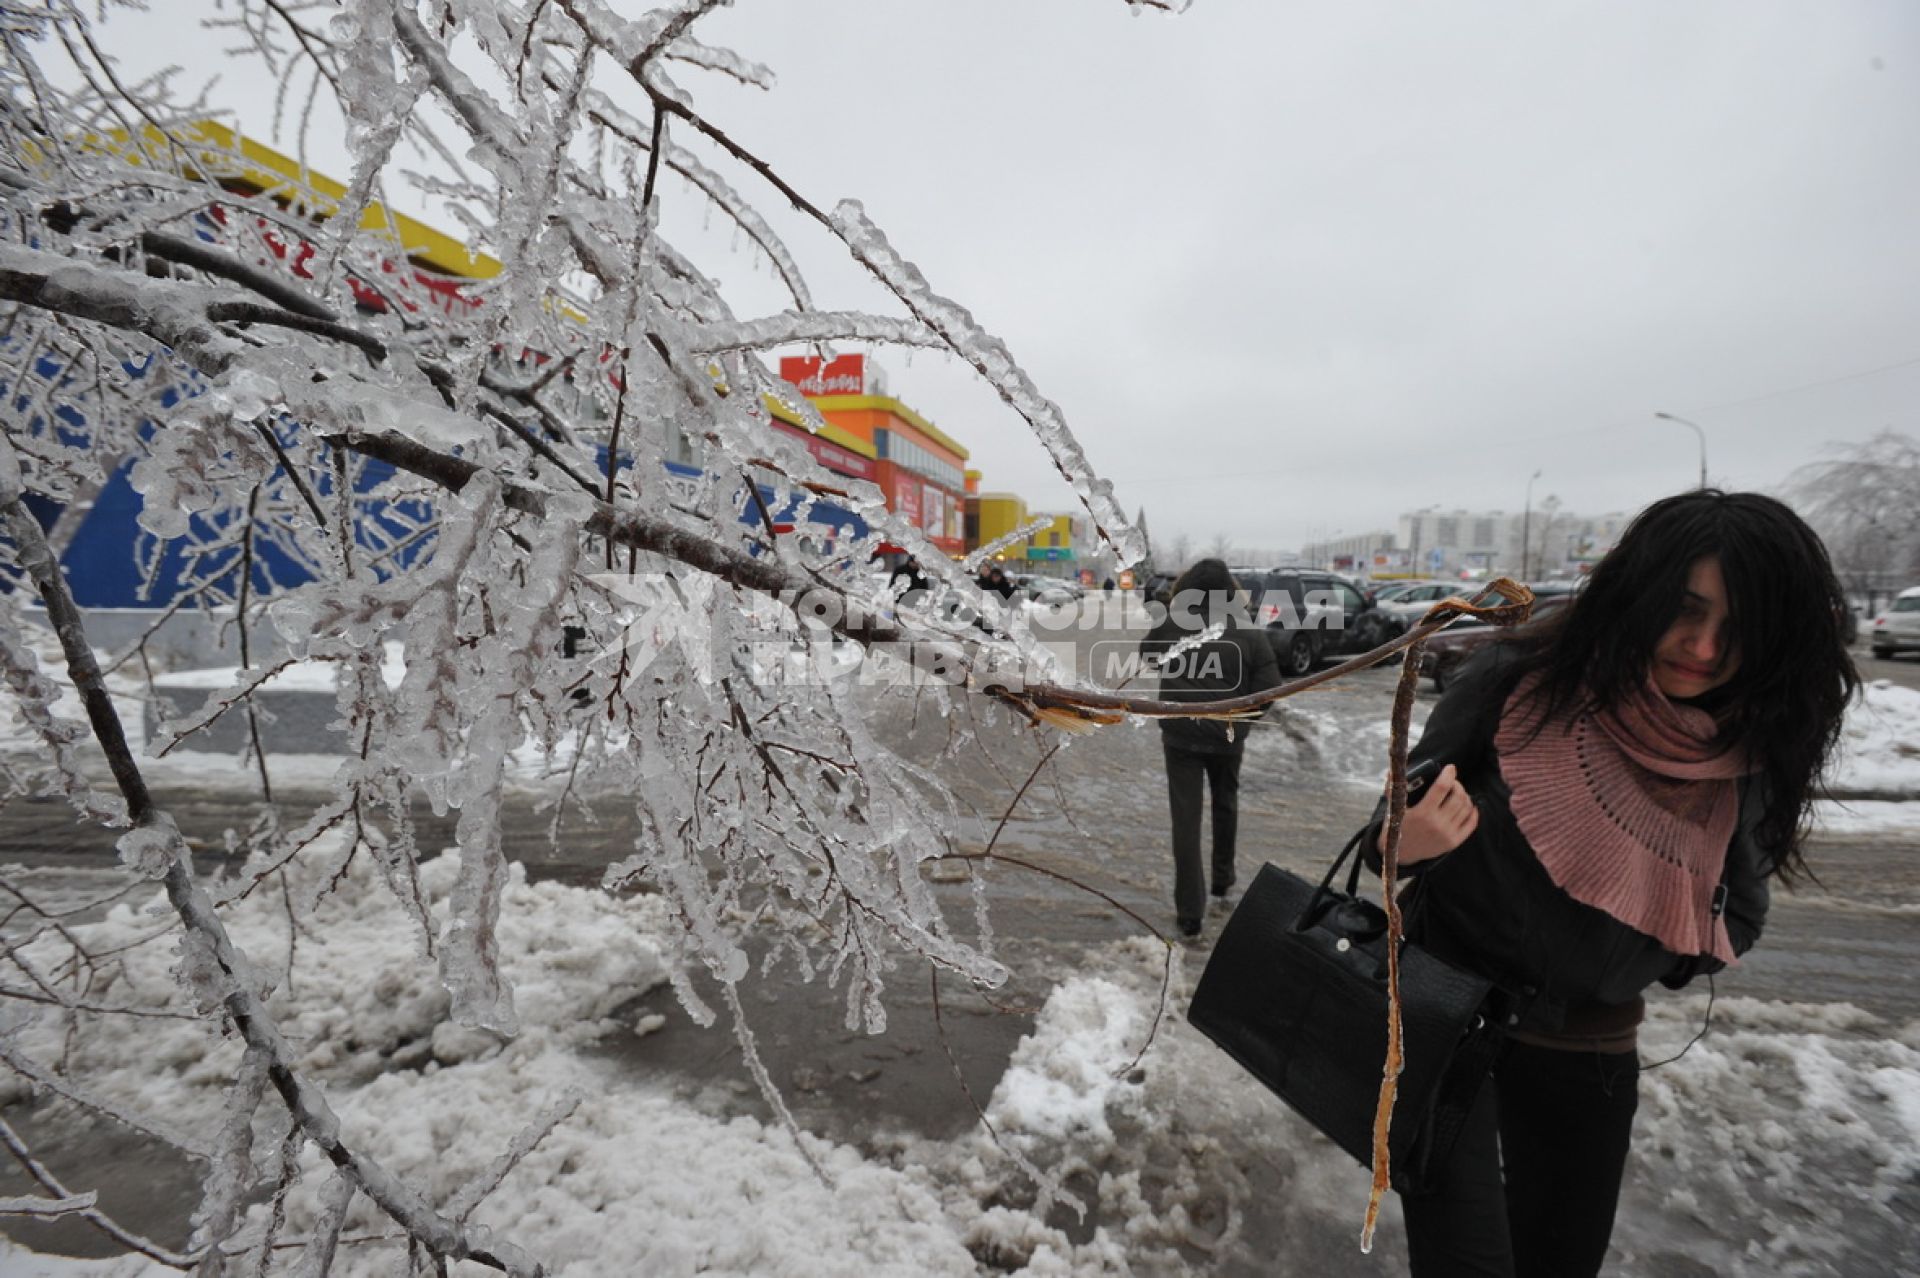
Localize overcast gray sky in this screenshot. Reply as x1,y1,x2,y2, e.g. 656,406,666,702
97,1,1920,556
680,1,1920,554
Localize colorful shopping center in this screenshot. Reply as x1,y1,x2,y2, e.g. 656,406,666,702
29,123,1086,612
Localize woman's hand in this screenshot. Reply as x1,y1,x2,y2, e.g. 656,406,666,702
1378,763,1479,866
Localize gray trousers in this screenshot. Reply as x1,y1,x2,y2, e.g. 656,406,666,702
1161,741,1243,926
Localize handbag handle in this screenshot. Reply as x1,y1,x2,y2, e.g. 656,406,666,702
1297,825,1373,931
1302,810,1434,934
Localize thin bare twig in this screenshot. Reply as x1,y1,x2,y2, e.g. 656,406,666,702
0,1112,200,1266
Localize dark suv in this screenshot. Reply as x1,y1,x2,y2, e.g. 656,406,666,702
1246,571,1394,677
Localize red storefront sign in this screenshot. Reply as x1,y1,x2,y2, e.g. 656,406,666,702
205,204,480,318
770,419,874,481
779,353,867,397
891,467,922,525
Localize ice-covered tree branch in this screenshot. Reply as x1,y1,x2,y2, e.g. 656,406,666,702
0,434,545,1276
0,3,1340,1268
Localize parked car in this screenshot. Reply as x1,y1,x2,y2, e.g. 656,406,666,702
1020,576,1084,606
1368,581,1435,606
1246,570,1394,677
1870,586,1920,659
1417,587,1577,690
1374,580,1476,635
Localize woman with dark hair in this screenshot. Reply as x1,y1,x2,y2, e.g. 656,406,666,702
1140,558,1282,937
1374,490,1857,1277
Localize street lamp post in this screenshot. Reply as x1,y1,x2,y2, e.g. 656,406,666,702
1654,412,1709,489
1521,469,1542,581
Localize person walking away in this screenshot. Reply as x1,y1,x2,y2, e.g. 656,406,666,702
1366,490,1857,1277
891,555,930,608
1140,558,1282,937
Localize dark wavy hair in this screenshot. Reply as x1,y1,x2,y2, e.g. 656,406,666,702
1503,490,1858,881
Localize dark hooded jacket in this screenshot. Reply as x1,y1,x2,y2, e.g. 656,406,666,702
1139,560,1282,755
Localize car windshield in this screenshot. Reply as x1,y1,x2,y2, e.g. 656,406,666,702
1894,598,1920,613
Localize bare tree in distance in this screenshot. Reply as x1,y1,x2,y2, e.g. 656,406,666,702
1165,532,1196,572
1785,430,1920,614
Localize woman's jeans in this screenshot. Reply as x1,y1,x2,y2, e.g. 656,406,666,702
1401,1041,1641,1278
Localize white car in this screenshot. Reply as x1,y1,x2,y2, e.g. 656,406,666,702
1021,577,1085,606
1375,581,1474,632
1869,586,1920,659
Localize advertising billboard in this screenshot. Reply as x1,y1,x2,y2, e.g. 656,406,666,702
779,353,867,397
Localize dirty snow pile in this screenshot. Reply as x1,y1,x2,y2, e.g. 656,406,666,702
0,841,1238,1276
1814,679,1920,836
0,837,980,1277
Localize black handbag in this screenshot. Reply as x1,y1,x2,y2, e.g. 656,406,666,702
1187,826,1507,1195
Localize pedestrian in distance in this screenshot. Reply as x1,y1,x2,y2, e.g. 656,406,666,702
1140,558,1282,938
1369,490,1858,1277
890,555,930,608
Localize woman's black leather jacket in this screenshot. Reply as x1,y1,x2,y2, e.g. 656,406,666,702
1364,646,1771,1032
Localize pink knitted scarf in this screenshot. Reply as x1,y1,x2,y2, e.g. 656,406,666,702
1494,672,1753,962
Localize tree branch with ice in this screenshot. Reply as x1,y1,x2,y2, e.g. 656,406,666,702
0,1,1511,1268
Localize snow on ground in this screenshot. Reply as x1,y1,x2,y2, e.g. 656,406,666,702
1241,692,1417,792
1811,798,1920,840
0,841,992,1276
1827,679,1920,794
0,841,1373,1275
1616,998,1920,1276
0,629,582,793
1812,680,1920,836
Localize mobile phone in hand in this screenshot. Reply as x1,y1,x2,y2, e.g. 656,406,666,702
1400,756,1443,801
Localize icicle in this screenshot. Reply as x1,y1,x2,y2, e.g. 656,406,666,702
188,1045,271,1266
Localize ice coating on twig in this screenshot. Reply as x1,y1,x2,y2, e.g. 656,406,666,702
0,2,1265,1263
828,200,1147,568
448,1092,584,1221
962,517,1056,574
561,0,735,74
661,33,774,89
0,612,127,826
0,1192,98,1217
688,309,943,356
189,1044,271,1259
290,1172,357,1278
